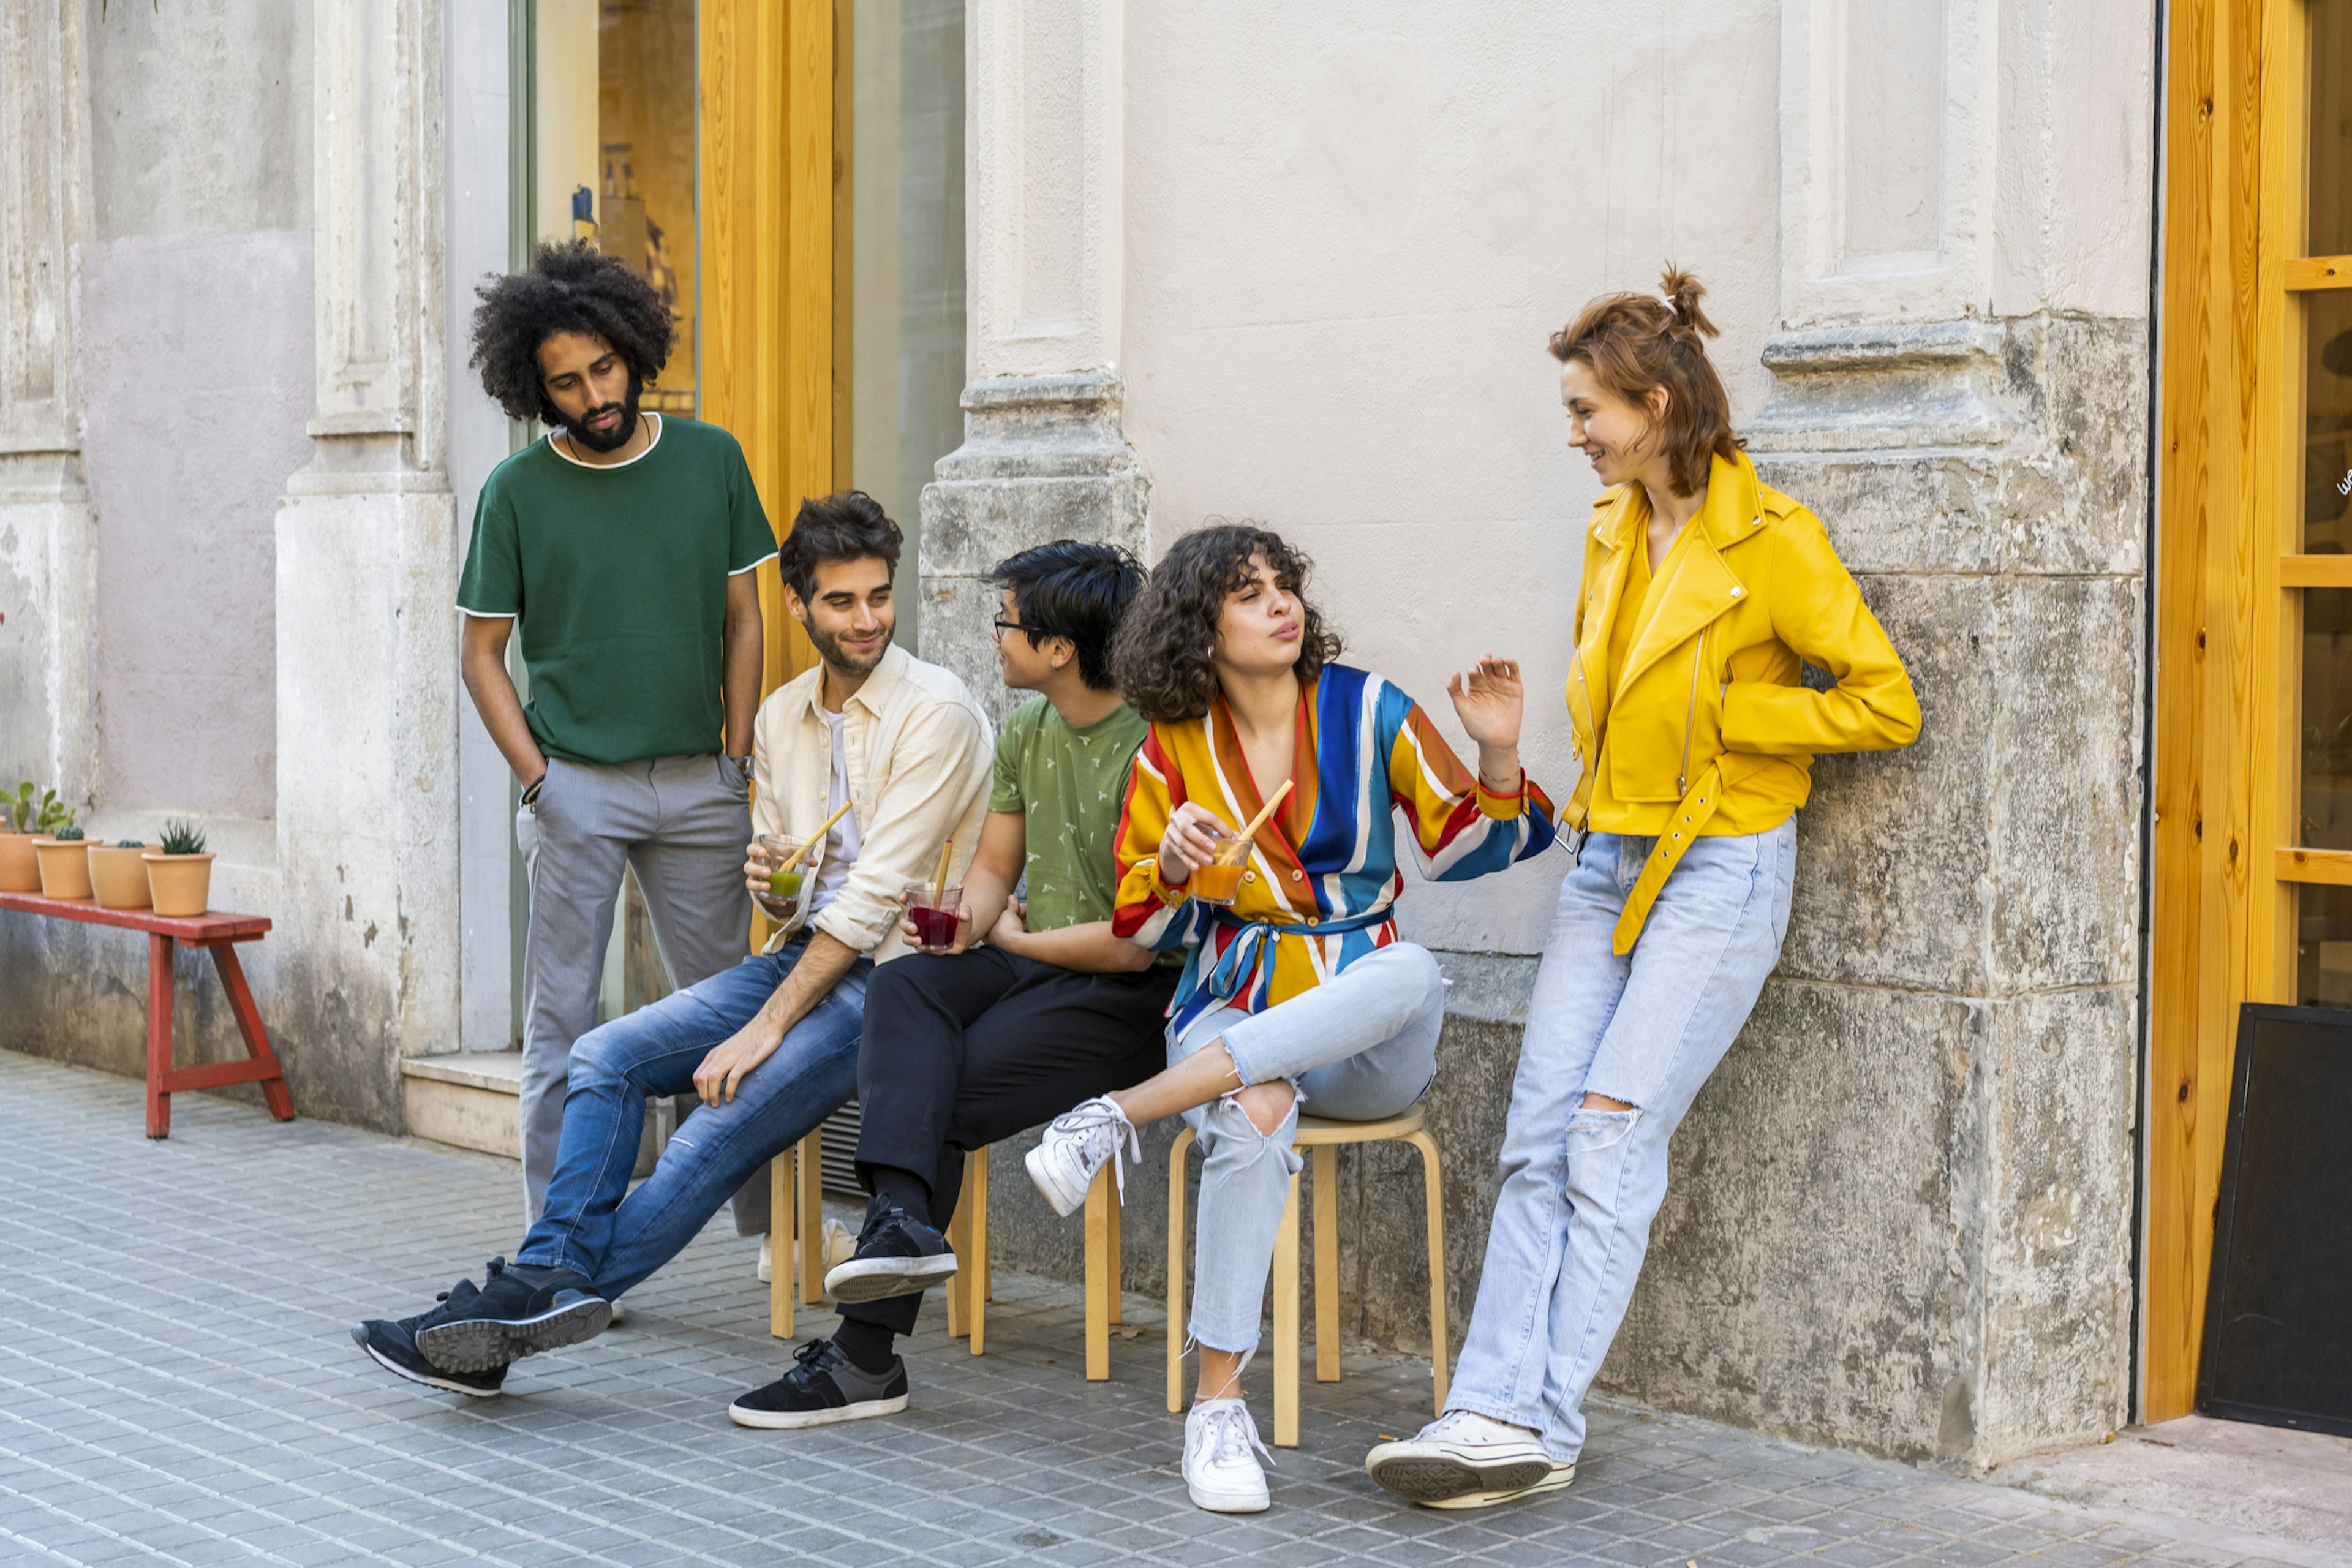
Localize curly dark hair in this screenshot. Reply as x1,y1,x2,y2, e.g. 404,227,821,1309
469,240,674,424
1110,522,1344,723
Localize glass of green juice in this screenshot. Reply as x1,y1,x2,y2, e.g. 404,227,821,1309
756,834,813,921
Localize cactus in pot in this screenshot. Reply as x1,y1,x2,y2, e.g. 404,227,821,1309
2,783,73,892
89,832,160,911
33,821,93,900
143,819,215,918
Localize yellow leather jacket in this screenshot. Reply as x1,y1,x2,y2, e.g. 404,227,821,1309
1567,450,1920,952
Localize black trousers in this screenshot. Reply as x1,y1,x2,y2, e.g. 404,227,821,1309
838,946,1177,1335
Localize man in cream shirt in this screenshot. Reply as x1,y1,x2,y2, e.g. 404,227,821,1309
351,492,992,1408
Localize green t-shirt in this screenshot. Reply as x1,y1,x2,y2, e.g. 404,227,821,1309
989,696,1149,934
455,415,777,764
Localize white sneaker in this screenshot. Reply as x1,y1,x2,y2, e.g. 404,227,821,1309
1363,1409,1573,1509
1023,1096,1140,1217
1183,1398,1273,1513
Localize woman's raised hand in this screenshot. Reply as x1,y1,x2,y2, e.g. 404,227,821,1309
1156,801,1232,886
1447,654,1525,752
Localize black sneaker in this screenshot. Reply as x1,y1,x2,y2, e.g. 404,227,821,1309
823,1200,958,1303
728,1337,910,1430
412,1257,610,1374
351,1289,507,1399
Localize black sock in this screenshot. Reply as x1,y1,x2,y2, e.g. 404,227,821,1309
832,1317,897,1374
867,1167,932,1228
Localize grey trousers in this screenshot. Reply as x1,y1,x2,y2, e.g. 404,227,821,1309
516,752,753,1221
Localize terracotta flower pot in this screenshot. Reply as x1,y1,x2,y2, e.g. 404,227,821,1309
0,831,40,892
33,837,92,900
143,852,215,918
88,843,156,910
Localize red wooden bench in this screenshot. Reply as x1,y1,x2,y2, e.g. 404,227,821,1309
0,890,294,1138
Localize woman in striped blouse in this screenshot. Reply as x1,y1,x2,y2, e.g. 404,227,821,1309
1020,522,1557,1514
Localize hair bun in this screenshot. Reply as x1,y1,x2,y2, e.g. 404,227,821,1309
1656,265,1719,339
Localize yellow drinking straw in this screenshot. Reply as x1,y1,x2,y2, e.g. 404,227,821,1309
930,837,955,903
779,799,856,879
1236,778,1294,842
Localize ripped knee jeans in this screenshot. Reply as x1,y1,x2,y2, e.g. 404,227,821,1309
1172,942,1447,1354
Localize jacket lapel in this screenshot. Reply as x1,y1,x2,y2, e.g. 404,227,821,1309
1574,492,1638,747
1615,453,1765,693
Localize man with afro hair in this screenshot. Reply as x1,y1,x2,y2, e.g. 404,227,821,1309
453,239,776,1221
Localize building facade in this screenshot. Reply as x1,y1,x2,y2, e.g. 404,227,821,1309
7,0,2308,1474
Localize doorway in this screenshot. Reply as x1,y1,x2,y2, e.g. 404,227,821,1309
2149,0,2352,1420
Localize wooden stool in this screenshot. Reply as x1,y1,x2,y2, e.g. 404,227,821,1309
1165,1106,1446,1446
942,1146,1125,1378
767,1128,827,1338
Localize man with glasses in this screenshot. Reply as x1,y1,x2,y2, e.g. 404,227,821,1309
723,540,1177,1430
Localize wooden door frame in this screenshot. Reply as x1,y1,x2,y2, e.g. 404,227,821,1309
2149,0,2352,1420
701,0,834,698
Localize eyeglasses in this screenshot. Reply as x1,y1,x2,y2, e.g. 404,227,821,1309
991,617,1059,643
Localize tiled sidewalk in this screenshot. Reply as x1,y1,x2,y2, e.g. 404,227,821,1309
0,1049,2320,1567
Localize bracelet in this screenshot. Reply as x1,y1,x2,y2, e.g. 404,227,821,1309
521,773,546,805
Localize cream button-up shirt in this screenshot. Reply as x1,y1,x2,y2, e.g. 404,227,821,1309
750,641,993,964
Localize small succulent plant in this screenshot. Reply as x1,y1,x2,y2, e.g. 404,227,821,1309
7,782,72,835
51,825,83,842
115,838,145,849
157,820,206,857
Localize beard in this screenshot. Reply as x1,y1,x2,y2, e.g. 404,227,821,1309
564,374,645,453
804,618,892,680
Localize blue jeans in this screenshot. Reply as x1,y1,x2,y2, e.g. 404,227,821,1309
513,943,872,1297
1447,820,1796,1460
1175,942,1446,1354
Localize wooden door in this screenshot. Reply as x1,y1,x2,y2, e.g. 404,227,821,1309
701,0,836,698
2149,0,2352,1420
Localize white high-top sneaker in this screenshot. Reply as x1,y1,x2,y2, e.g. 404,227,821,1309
1363,1409,1573,1509
1023,1096,1141,1216
1183,1398,1273,1513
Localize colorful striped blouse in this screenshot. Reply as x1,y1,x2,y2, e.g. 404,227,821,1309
1112,663,1558,1035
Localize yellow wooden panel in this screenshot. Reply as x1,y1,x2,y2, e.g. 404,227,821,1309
2278,554,2352,587
701,0,824,700
2146,0,2266,1425
2285,255,2352,289
2275,846,2352,886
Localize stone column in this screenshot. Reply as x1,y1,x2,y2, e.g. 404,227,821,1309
1602,0,2150,1468
919,0,1146,720
272,0,460,1127
0,0,95,805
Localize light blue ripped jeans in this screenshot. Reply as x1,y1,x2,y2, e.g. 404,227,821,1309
1446,818,1796,1461
1174,941,1446,1354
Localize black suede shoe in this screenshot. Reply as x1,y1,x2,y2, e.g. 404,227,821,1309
352,1292,507,1399
412,1257,610,1373
823,1200,958,1304
728,1338,909,1430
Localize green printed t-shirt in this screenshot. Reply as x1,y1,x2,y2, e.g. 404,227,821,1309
455,416,777,764
990,696,1149,935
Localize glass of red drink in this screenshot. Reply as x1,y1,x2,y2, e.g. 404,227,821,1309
902,883,963,952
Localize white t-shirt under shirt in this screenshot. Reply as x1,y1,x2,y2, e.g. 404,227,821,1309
811,708,862,914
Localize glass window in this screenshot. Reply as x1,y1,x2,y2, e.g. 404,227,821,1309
532,0,699,419
2293,883,2352,1005
2306,291,2352,555
842,0,968,650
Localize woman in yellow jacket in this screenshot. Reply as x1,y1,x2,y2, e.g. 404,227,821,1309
1365,269,1920,1509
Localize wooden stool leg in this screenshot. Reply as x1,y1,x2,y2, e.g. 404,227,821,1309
1084,1167,1112,1380
145,933,173,1139
1167,1128,1193,1412
1106,1169,1123,1324
1272,1167,1302,1446
209,943,293,1120
968,1147,989,1354
769,1149,794,1339
1313,1144,1338,1382
797,1128,824,1304
1409,1131,1448,1414
944,1153,973,1340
